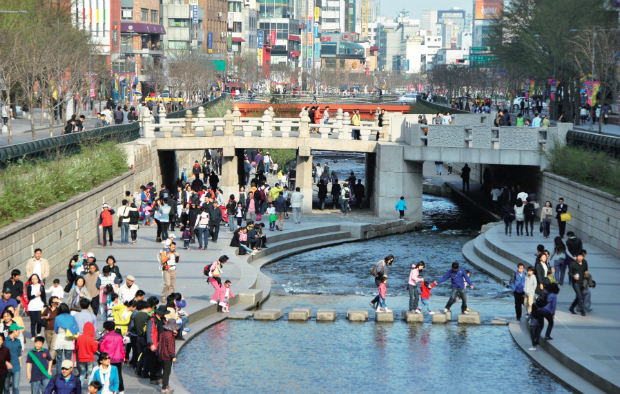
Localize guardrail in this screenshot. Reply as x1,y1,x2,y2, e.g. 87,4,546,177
155,94,227,123
418,99,469,114
566,129,620,158
0,122,140,163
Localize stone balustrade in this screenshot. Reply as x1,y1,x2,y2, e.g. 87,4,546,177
143,106,389,141
413,124,548,151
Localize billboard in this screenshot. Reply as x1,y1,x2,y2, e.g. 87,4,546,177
475,0,503,19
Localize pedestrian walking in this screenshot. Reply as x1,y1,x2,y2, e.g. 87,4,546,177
160,243,179,303
568,251,588,316
89,353,120,394
535,283,559,342
460,164,471,192
158,319,179,394
407,262,425,313
43,360,81,394
26,336,53,394
75,322,97,380
434,263,474,314
117,200,131,245
99,204,116,247
540,201,553,238
509,264,526,320
98,321,125,393
551,237,568,285
52,304,79,375
501,202,515,236
555,198,568,238
206,256,229,308
369,255,394,309
524,266,536,314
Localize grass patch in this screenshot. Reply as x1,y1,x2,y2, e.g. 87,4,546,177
269,149,296,171
204,99,233,118
0,141,128,227
408,102,440,114
547,144,620,196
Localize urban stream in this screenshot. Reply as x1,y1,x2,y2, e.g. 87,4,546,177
176,157,572,393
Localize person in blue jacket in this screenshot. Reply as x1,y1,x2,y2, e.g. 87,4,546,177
434,262,474,314
510,263,527,320
89,352,119,394
535,282,559,342
395,197,407,219
44,360,82,394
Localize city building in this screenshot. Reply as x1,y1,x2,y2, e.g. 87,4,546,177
430,48,468,69
421,10,437,31
321,0,346,32
228,0,258,54
320,31,367,72
402,34,442,73
257,0,302,68
472,0,503,47
376,17,420,71
200,0,229,54
72,0,118,57
159,0,203,52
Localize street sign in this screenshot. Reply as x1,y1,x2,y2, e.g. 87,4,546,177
192,5,198,25
470,46,494,52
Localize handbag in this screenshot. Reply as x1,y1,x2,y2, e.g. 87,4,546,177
561,213,572,221
534,202,540,209
539,223,544,233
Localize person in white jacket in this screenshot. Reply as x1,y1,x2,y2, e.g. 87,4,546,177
524,266,537,314
290,187,304,224
118,275,139,303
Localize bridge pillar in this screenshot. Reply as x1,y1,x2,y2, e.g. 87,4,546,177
373,144,422,221
221,146,238,202
296,146,313,214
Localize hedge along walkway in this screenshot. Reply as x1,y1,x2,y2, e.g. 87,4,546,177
0,141,128,227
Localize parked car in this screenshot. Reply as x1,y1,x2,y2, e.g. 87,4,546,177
512,97,533,112
397,93,419,103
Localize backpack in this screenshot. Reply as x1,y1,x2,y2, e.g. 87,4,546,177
260,188,266,201
203,263,211,276
193,164,201,175
344,189,350,199
535,293,548,308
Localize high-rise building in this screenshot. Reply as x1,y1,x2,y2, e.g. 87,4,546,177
321,0,346,32
472,0,504,47
228,0,259,54
421,10,437,31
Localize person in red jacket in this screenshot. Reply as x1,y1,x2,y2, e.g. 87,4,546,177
76,322,98,380
158,319,180,394
100,204,116,247
420,279,436,314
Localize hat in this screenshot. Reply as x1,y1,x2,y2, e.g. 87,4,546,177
126,275,136,281
8,322,23,331
154,305,168,315
169,234,176,239
87,253,95,258
163,318,181,331
103,204,110,208
183,167,187,169
2,288,11,293
61,360,73,370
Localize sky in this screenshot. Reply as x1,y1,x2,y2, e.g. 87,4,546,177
378,0,474,20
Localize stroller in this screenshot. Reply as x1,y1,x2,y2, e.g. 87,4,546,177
220,205,228,224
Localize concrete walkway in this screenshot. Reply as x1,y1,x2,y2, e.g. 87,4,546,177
466,222,620,393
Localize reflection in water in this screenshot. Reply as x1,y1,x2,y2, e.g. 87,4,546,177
176,296,572,394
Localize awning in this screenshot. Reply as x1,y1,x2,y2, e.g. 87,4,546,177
288,35,301,42
121,23,166,34
232,37,245,42
370,46,379,51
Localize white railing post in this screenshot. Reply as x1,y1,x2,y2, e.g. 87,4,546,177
223,110,234,136
184,110,194,137
380,112,390,141
339,112,352,140
143,114,154,138
299,110,310,138
232,106,241,132
161,112,172,138
261,109,272,137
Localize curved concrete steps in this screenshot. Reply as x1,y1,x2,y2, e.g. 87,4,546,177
509,319,605,394
462,238,511,286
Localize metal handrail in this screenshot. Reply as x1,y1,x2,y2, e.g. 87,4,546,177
0,122,140,163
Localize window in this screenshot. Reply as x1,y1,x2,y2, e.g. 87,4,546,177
121,7,133,20
151,10,158,23
169,19,189,27
325,58,337,68
339,59,345,67
229,2,241,12
169,40,190,50
233,22,242,32
141,8,148,22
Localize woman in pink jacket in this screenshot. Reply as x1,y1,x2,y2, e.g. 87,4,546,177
408,261,425,314
208,255,229,307
99,320,126,393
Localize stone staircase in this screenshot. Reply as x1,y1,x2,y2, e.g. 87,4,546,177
464,224,620,394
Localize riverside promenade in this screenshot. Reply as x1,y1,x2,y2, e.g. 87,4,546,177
14,210,415,394
465,222,620,394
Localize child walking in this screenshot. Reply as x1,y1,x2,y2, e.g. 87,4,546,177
223,280,234,313
267,203,277,231
420,279,435,314
524,266,537,314
235,202,243,227
395,196,407,219
181,227,191,249
376,276,392,313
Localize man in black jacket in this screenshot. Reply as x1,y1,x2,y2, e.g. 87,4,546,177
63,119,76,135
565,232,583,257
176,185,187,207
461,164,471,192
354,180,365,208
555,198,568,238
568,251,588,316
2,269,23,312
208,201,223,242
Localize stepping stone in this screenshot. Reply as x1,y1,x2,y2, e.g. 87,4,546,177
458,311,481,325
346,309,369,322
401,310,424,323
375,310,394,323
227,312,254,320
432,311,451,324
491,318,510,326
316,308,337,321
254,308,283,321
288,308,312,321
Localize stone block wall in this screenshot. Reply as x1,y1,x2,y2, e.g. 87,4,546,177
0,140,162,284
535,172,620,259
176,150,206,182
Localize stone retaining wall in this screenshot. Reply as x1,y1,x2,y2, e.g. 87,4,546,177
0,140,163,283
536,172,620,259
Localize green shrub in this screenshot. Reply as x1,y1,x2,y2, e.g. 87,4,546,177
204,99,233,118
269,149,296,171
0,141,128,227
547,144,620,196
